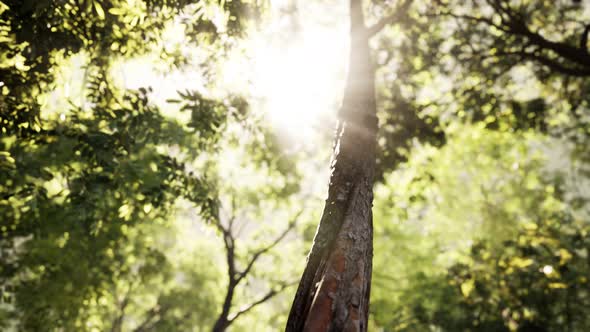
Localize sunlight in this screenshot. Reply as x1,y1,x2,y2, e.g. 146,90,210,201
253,33,344,138
106,1,348,142
47,1,348,143
111,54,205,123
222,1,348,140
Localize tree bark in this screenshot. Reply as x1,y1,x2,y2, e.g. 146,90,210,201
285,0,377,331
212,229,237,332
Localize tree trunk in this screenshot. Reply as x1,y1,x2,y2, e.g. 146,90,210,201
286,1,377,331
212,288,233,332
212,231,237,332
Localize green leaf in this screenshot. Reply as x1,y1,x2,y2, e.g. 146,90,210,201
94,1,105,20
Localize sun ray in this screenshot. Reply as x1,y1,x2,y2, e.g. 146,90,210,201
222,1,348,141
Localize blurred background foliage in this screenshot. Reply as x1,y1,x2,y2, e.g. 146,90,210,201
1,0,590,331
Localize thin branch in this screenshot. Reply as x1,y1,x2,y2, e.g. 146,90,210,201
227,281,297,324
581,23,590,53
213,211,236,280
486,0,519,23
235,212,301,284
493,50,590,77
110,282,138,332
224,195,238,230
133,305,169,332
425,11,509,33
527,53,590,77
110,295,129,332
367,0,414,37
212,213,238,332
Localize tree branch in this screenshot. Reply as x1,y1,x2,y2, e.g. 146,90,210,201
110,295,129,332
235,212,301,284
228,281,297,324
110,282,138,332
486,0,520,23
527,53,590,77
493,49,590,77
581,23,590,53
482,0,590,68
425,11,509,33
367,0,414,37
214,207,302,331
133,304,169,332
213,227,238,331
431,1,590,75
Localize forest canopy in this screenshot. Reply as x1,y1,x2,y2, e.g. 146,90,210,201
1,0,590,331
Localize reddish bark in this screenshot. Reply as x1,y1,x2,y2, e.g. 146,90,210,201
286,0,378,331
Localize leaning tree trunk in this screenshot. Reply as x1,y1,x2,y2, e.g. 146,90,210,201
285,0,377,331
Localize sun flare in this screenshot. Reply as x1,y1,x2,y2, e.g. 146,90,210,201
105,2,348,142
223,3,348,140
252,34,344,135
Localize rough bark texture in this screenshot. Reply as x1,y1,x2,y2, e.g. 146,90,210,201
285,0,377,331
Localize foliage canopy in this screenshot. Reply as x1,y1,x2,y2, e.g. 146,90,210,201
1,0,590,331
